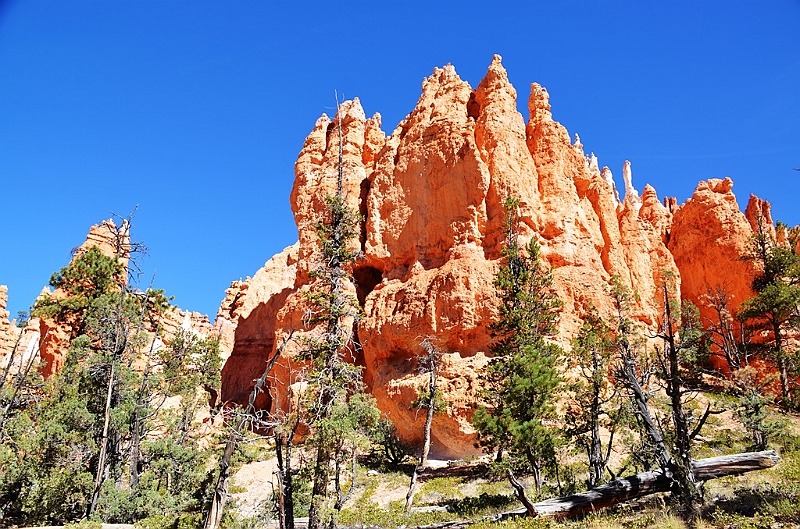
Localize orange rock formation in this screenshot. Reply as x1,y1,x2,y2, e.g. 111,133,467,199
221,56,709,457
668,178,759,366
4,56,777,459
1,220,222,379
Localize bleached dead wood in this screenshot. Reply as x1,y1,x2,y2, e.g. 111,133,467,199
382,450,781,529
511,450,781,520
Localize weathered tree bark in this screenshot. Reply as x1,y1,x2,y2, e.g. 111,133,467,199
617,346,670,470
405,338,440,514
88,360,116,517
368,451,781,529
130,325,160,490
89,282,130,518
659,288,700,522
404,467,420,515
506,470,537,516
275,406,302,529
129,290,161,491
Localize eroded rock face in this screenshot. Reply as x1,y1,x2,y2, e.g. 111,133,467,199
668,179,758,354
10,57,772,458
10,220,220,379
225,55,692,458
219,244,299,408
30,219,132,377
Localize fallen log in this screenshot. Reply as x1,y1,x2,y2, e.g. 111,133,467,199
511,450,781,520
339,451,780,529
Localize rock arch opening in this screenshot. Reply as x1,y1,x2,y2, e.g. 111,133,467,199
353,265,383,306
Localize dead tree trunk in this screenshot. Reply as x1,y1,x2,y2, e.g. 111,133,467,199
88,360,116,517
342,453,778,529
507,470,537,516
405,337,441,514
513,450,780,520
203,332,293,529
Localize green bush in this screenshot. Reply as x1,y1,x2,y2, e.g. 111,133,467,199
446,492,515,516
176,512,203,529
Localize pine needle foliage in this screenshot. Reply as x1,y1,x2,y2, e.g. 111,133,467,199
739,218,800,403
474,197,564,491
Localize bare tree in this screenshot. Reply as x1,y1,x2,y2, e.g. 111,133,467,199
610,278,671,472
566,307,619,488
703,284,751,372
653,285,702,523
613,277,719,525
203,333,293,529
404,336,444,513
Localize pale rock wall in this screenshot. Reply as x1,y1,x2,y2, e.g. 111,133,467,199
0,286,22,369
219,243,299,409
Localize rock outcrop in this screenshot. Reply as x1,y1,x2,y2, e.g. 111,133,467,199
0,286,22,368
222,56,690,457
30,219,131,377
668,178,759,362
8,57,781,459
2,220,221,379
219,243,299,408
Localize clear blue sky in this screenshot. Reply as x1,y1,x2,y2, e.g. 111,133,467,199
1,1,799,320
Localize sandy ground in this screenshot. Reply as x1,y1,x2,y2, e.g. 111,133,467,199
231,458,280,517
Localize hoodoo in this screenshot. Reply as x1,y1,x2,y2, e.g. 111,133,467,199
0,57,781,459
215,56,774,458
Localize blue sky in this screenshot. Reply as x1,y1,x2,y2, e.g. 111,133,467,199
1,1,799,320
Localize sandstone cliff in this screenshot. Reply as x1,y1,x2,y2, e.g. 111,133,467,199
221,56,698,457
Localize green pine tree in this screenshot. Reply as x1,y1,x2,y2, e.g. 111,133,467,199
739,218,800,403
300,107,379,529
1,230,219,527
473,197,564,493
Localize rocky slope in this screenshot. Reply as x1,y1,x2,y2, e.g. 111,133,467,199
218,56,767,457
